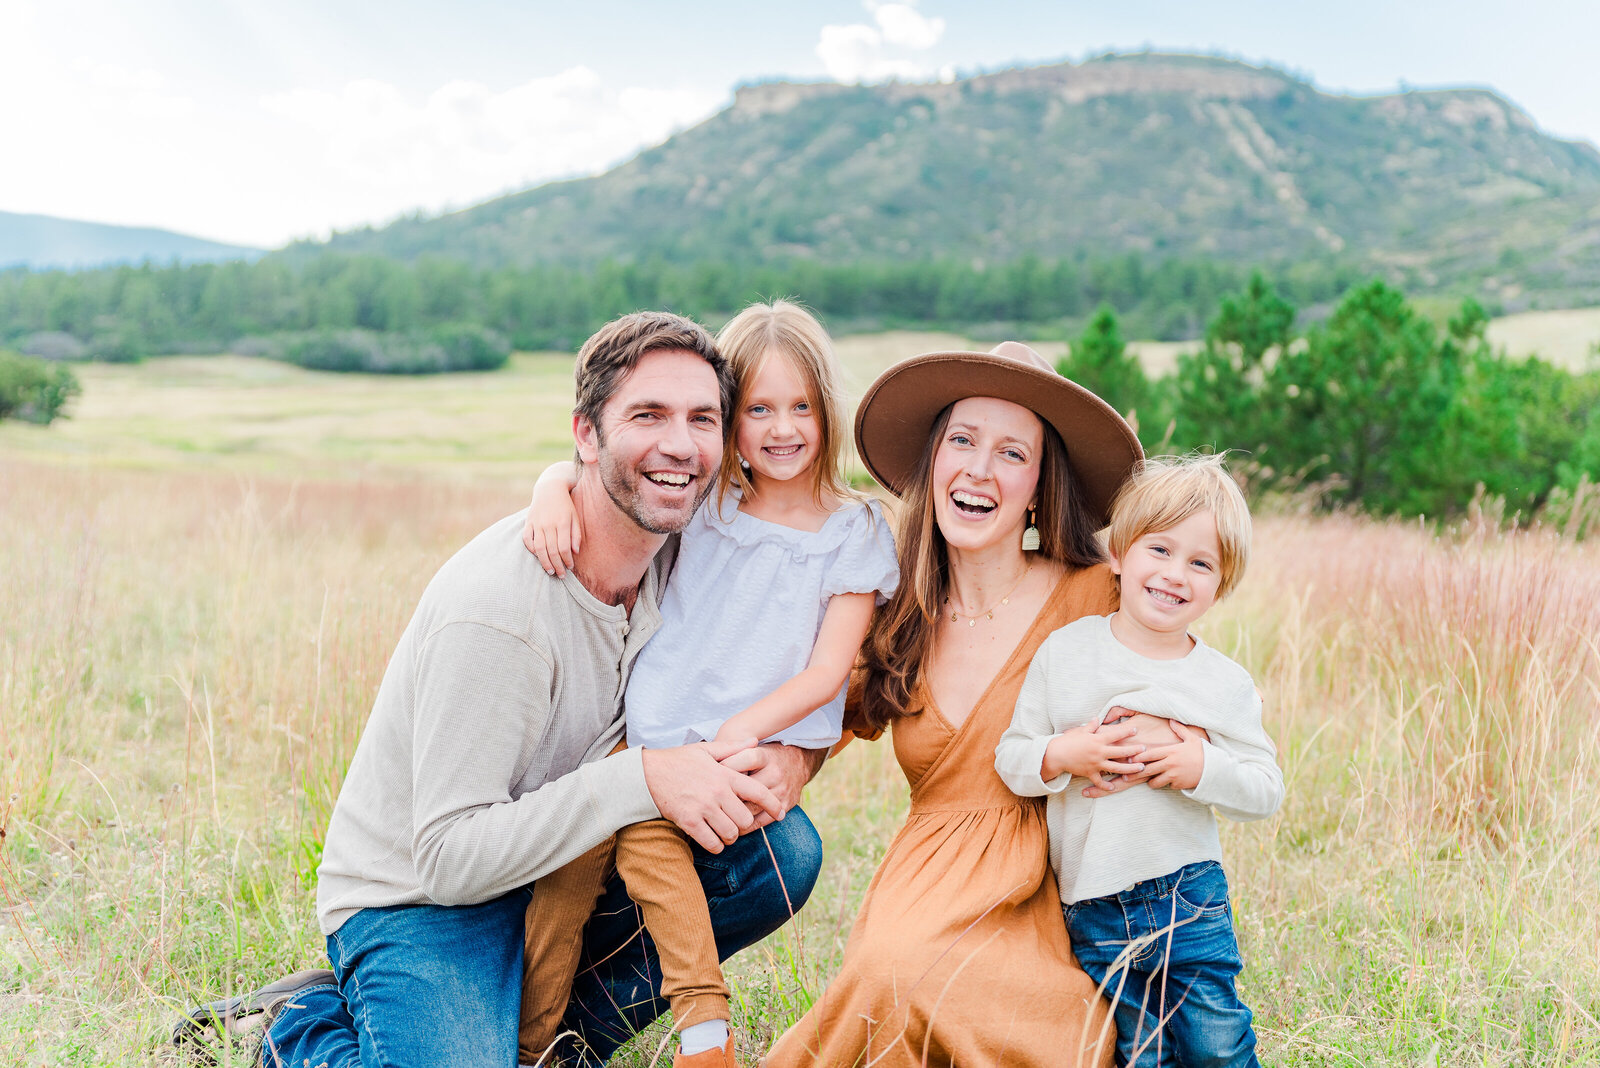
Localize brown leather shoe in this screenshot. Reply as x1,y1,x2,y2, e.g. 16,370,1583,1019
672,1034,740,1068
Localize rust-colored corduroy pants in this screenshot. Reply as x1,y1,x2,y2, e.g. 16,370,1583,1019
518,751,729,1065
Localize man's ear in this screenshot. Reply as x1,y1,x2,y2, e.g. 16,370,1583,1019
573,412,600,465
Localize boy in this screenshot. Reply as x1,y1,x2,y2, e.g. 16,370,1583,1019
995,454,1284,1067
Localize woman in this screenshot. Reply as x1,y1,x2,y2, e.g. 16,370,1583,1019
765,342,1143,1068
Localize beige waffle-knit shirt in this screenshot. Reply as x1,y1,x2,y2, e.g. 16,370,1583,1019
316,511,670,935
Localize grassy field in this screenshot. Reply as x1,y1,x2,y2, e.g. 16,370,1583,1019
3,306,1592,479
1487,307,1600,370
0,352,581,481
3,338,1599,1065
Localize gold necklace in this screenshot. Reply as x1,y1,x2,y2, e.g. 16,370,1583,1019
945,563,1033,627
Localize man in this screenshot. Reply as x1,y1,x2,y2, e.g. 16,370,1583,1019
177,312,825,1066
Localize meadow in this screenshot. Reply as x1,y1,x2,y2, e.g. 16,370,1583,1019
2,337,1598,1066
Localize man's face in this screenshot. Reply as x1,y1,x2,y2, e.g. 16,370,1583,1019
578,348,724,534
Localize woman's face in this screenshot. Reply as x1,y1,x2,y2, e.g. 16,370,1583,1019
930,396,1045,556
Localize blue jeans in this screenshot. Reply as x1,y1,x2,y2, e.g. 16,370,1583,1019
266,809,822,1068
1065,861,1259,1068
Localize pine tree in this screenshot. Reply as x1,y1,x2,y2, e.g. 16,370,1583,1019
1268,279,1458,513
1058,304,1153,439
1172,271,1295,457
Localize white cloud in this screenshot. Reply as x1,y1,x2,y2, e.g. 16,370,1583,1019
255,68,724,237
0,11,212,227
0,10,724,250
875,4,945,50
817,1,946,84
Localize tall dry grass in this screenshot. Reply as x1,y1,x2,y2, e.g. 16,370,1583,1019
2,457,1598,1064
1208,513,1600,1062
757,511,1600,1064
0,458,525,1062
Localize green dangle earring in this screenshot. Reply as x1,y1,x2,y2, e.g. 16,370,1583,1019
1021,506,1040,551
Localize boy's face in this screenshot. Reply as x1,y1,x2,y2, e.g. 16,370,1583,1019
1109,509,1224,641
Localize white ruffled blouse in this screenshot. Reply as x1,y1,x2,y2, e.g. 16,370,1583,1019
624,496,898,750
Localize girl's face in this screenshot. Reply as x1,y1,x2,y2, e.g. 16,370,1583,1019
736,351,822,486
1109,510,1224,641
930,396,1044,556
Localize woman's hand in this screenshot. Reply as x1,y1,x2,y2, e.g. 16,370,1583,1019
1136,721,1206,790
1079,710,1209,797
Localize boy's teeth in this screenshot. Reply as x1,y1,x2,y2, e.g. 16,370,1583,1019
1148,588,1184,605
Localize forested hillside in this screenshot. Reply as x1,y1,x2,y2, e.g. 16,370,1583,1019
307,53,1600,307
7,51,1600,365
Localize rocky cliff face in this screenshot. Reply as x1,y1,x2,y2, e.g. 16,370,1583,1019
731,54,1295,117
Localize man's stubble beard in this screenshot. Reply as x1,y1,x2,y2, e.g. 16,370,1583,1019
594,438,715,535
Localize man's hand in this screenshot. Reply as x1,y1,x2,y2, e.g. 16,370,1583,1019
719,743,826,830
1111,711,1181,748
641,739,784,852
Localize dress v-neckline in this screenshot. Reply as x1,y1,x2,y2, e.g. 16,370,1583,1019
922,571,1072,741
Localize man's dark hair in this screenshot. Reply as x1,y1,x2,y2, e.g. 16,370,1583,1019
573,312,733,438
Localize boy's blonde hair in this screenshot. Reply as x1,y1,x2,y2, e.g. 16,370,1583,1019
715,299,856,510
1106,453,1252,599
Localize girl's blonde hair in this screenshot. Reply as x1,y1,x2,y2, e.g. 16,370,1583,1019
1105,453,1253,600
714,299,857,511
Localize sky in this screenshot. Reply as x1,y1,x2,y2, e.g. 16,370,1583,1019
1,0,1596,250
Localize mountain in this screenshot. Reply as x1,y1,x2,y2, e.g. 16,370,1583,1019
307,53,1600,303
0,211,260,270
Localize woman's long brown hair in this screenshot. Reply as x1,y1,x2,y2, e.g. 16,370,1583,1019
858,405,1106,730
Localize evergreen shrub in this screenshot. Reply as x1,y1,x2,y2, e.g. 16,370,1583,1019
0,350,81,424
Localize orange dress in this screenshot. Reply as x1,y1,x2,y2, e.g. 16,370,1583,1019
766,567,1120,1068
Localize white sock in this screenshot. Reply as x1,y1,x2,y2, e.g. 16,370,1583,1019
678,1019,728,1056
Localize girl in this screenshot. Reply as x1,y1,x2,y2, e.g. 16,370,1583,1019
517,301,898,1068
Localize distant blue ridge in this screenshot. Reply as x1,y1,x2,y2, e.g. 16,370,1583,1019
0,210,263,271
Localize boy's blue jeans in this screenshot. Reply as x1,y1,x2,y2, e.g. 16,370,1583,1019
1064,861,1259,1068
264,809,822,1068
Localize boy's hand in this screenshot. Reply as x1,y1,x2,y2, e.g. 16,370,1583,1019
1136,721,1206,791
1042,714,1145,788
1079,714,1210,797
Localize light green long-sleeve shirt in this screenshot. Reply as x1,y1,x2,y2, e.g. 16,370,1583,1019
994,613,1284,905
316,512,670,935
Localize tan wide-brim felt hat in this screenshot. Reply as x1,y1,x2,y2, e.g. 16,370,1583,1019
853,342,1144,528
